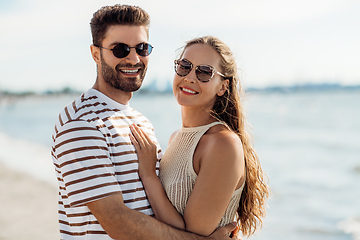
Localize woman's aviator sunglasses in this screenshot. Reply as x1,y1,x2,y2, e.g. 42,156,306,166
174,59,225,83
95,42,153,59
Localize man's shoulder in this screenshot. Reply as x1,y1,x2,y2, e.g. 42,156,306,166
58,89,107,122
52,90,103,133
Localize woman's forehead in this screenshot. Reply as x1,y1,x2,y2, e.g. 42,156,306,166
182,44,221,67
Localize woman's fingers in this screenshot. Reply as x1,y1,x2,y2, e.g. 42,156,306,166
135,125,157,150
130,124,155,151
130,124,146,147
129,132,140,150
138,125,154,143
129,124,158,178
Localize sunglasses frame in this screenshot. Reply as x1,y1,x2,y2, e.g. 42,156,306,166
174,59,225,83
95,42,153,59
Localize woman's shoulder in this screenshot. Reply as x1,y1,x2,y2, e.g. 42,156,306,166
207,124,242,147
194,123,245,174
200,124,244,160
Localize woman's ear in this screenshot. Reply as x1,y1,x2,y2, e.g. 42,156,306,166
217,79,229,97
90,45,101,64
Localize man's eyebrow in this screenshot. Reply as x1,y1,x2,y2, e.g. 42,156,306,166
107,42,123,47
108,42,147,48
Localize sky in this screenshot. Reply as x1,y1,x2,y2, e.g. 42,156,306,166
0,0,359,93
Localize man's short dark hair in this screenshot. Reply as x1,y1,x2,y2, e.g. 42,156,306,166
90,4,150,47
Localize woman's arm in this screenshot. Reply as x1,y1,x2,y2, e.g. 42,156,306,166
183,130,245,236
129,124,185,230
130,124,244,237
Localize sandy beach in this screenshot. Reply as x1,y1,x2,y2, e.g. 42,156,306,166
0,162,59,240
0,133,60,240
0,131,60,240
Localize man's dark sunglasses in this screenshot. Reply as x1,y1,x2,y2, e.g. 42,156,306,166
95,42,153,58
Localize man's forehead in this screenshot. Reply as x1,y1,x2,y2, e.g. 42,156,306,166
102,25,148,46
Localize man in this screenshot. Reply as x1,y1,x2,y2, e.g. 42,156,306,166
51,4,237,239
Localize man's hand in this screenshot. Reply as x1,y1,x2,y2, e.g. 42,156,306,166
230,224,241,240
209,222,242,240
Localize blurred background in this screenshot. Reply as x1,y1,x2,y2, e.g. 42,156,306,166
1,0,360,92
0,0,359,239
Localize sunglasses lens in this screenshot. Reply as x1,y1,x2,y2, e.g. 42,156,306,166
175,60,192,76
196,65,213,82
136,43,153,57
112,43,130,58
174,59,216,82
111,43,153,58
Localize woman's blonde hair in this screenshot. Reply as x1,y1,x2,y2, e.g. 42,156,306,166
180,36,270,236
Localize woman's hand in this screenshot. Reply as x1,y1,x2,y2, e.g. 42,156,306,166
130,124,186,229
129,124,158,179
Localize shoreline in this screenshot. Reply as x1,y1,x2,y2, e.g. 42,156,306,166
0,132,57,186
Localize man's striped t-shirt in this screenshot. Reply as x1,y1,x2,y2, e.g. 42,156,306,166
51,89,162,239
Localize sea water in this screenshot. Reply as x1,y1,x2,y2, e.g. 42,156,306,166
0,90,359,239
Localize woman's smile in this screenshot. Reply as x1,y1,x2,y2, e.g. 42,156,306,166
180,86,199,95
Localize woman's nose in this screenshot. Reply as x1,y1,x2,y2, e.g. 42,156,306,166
184,68,196,83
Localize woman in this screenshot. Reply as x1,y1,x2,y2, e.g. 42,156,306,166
130,36,269,237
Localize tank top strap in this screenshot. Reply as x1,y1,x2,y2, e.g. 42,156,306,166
180,121,225,134
204,121,225,129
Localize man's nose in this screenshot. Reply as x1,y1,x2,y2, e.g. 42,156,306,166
125,48,140,65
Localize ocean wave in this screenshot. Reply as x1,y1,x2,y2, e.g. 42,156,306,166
338,217,360,240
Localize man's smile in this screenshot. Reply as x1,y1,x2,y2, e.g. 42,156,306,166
119,69,140,74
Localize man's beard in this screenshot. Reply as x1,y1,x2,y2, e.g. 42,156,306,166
100,53,147,92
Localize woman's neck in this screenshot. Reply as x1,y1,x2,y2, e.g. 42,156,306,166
181,106,217,128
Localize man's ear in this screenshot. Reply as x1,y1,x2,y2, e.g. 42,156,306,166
217,79,229,97
90,45,101,64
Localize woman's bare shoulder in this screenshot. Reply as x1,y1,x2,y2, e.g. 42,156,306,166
199,125,244,164
195,124,245,188
208,125,242,150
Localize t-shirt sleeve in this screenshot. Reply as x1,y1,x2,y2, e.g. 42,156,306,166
53,119,122,207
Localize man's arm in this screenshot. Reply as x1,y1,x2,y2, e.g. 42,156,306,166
87,193,236,240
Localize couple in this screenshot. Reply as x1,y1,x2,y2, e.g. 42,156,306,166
51,4,269,240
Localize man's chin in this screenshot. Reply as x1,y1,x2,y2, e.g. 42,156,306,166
112,80,143,92
120,85,141,92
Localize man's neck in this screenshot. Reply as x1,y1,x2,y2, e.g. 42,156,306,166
92,79,132,105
